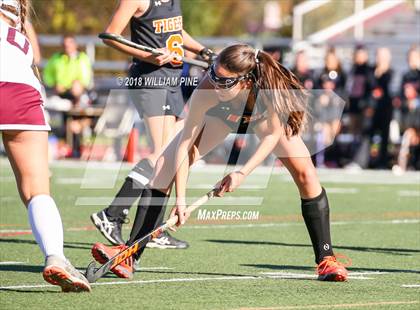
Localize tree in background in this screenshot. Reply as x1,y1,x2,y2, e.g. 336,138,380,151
31,0,294,37
32,0,116,34
30,0,295,66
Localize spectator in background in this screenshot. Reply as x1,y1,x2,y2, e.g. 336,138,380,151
313,73,344,167
43,34,92,106
43,34,93,158
367,48,394,169
317,47,346,96
400,46,420,95
345,45,373,169
264,46,282,63
292,50,315,90
393,47,420,173
312,48,346,167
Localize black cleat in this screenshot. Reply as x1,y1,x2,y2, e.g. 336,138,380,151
90,210,125,245
146,231,189,249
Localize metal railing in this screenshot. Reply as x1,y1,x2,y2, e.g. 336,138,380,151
38,35,292,72
293,0,407,43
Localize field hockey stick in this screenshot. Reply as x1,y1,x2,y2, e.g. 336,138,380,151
85,188,216,283
98,32,209,69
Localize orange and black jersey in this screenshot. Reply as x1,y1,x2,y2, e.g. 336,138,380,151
206,95,268,134
129,0,183,88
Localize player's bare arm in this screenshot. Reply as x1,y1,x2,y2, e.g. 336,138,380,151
102,0,172,66
181,29,204,54
170,77,218,225
217,101,283,197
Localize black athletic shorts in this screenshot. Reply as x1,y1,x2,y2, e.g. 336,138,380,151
129,87,185,118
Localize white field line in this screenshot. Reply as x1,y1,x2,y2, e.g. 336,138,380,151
191,184,267,189
238,300,420,310
0,276,261,290
343,271,388,275
0,197,18,202
261,271,388,276
183,219,420,230
398,190,420,197
0,261,26,265
3,158,420,184
401,284,420,288
258,272,371,280
325,187,359,194
1,218,419,234
0,261,172,270
0,271,375,291
0,229,32,233
138,267,174,271
180,185,361,192
75,196,264,207
55,178,86,184
0,176,15,182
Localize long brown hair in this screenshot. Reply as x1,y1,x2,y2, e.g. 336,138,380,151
218,44,307,137
0,0,29,34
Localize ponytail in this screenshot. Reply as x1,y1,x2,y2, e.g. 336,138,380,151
218,44,308,137
19,0,28,34
0,0,29,33
255,51,307,137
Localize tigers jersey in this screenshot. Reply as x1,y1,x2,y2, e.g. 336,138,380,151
0,18,42,94
129,0,183,87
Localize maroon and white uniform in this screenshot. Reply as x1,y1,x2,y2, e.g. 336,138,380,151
0,18,50,131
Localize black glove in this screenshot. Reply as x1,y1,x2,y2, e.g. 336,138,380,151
199,47,217,64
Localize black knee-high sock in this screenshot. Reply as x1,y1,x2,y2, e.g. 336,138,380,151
105,159,154,219
301,187,334,264
105,178,144,219
127,188,169,259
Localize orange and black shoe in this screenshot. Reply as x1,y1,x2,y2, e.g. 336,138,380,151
317,255,350,282
91,242,134,279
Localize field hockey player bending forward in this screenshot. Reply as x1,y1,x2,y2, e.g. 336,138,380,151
93,44,350,282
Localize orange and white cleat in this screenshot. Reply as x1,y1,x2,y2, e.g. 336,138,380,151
91,242,134,279
43,255,91,292
317,255,350,282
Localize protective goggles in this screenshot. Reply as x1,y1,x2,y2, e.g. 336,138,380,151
207,64,249,90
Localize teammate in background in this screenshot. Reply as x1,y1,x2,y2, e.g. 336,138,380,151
292,50,315,90
90,0,213,250
317,47,346,97
0,0,90,292
345,45,373,169
92,44,350,282
367,48,393,169
393,47,420,173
